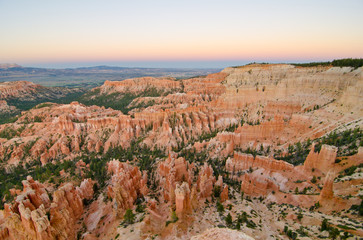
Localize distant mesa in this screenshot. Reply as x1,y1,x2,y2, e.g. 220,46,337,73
0,63,22,69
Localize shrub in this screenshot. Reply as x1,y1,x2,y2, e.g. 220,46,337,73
311,176,317,183
321,218,329,231
213,185,221,198
225,213,232,226
216,201,224,213
123,209,135,224
0,127,19,140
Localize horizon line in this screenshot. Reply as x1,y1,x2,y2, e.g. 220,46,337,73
2,58,357,69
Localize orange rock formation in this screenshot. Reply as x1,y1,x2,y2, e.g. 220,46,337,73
304,144,338,174
3,176,94,240
107,160,148,217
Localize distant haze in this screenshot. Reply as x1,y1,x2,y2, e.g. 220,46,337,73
1,0,362,68
16,59,329,69
20,60,265,69
19,60,240,69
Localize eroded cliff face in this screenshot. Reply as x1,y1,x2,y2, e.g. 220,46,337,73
0,102,240,166
2,176,94,240
2,65,362,166
304,144,337,174
1,64,362,240
175,182,192,216
141,153,230,235
0,100,17,114
156,153,218,212
107,160,148,217
226,151,316,207
100,77,182,95
0,81,40,100
226,152,294,173
0,81,83,117
222,64,360,107
224,142,362,210
158,153,194,204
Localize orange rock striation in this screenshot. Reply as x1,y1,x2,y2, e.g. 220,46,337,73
107,160,148,217
226,151,294,173
303,144,338,174
0,81,39,99
2,176,94,240
2,64,362,167
100,77,182,95
0,64,362,239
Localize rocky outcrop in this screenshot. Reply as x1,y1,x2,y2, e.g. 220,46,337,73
319,171,335,200
214,176,228,202
1,64,362,167
215,116,287,154
0,81,39,99
0,227,9,239
241,173,277,196
222,65,359,102
0,64,362,239
158,153,194,203
0,81,82,116
226,152,294,173
100,77,182,95
76,179,95,200
83,195,115,239
197,163,216,199
0,100,17,114
182,72,227,96
142,199,168,235
304,144,337,174
2,177,94,240
107,160,148,217
220,185,229,203
142,156,220,235
264,101,302,119
228,151,316,201
0,98,241,166
175,182,192,216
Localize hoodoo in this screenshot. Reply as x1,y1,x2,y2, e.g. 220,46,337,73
1,62,362,239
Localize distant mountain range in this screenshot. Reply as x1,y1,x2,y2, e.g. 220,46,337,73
0,63,220,71
0,63,221,88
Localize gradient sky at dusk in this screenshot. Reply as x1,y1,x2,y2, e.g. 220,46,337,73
1,0,362,68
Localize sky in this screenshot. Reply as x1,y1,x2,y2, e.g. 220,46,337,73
0,0,362,68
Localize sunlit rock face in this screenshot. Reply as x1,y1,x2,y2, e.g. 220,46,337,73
2,177,94,240
0,64,362,239
107,160,148,217
175,182,192,216
0,81,82,115
226,152,294,173
1,65,361,167
0,81,40,99
304,144,338,174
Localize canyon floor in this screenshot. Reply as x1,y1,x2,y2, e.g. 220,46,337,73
0,62,362,240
